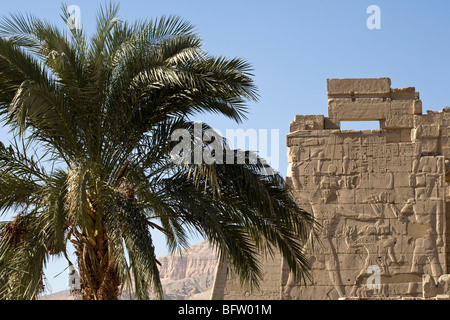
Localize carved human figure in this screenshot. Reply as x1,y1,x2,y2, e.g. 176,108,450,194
400,198,443,291
366,194,401,273
318,164,343,204
436,157,444,174
345,224,399,296
283,202,350,299
345,225,380,296
340,194,401,297
289,160,344,299
341,156,358,189
292,204,357,298
316,202,382,298
342,156,350,175
378,235,398,274
320,210,345,297
409,158,419,187
364,193,397,236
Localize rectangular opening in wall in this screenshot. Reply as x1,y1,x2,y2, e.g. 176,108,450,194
340,121,380,130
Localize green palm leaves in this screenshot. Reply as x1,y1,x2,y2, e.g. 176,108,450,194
0,2,317,300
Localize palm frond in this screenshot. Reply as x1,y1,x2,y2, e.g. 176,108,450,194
116,195,163,300
0,211,49,299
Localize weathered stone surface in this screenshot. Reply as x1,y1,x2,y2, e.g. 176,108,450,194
211,78,450,300
414,125,440,139
423,274,438,298
327,78,391,96
438,274,450,294
290,115,324,131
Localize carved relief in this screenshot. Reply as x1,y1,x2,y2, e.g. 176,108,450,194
213,78,450,300
283,79,450,300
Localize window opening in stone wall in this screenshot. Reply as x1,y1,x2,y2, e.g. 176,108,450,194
340,121,380,130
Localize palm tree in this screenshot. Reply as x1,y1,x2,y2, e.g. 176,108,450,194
0,3,317,300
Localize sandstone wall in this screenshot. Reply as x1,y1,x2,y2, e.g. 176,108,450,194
212,78,450,300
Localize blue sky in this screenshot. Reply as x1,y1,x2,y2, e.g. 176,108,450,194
1,0,450,294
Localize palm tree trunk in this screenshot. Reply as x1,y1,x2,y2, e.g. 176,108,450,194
73,228,121,300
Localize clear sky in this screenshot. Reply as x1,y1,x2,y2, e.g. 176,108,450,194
1,0,450,294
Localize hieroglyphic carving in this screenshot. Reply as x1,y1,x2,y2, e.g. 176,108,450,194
280,79,450,299
212,78,450,300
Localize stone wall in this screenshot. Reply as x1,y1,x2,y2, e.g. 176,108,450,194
211,252,283,300
211,78,450,300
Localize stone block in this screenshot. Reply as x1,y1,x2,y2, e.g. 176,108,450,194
417,139,438,154
438,133,450,147
386,130,401,143
393,172,412,187
413,99,422,115
423,274,438,299
390,87,416,100
384,115,414,129
441,147,450,159
324,117,340,129
328,98,389,121
414,114,438,127
327,78,391,96
438,274,450,294
290,115,325,132
400,129,412,142
390,99,416,115
413,125,440,139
